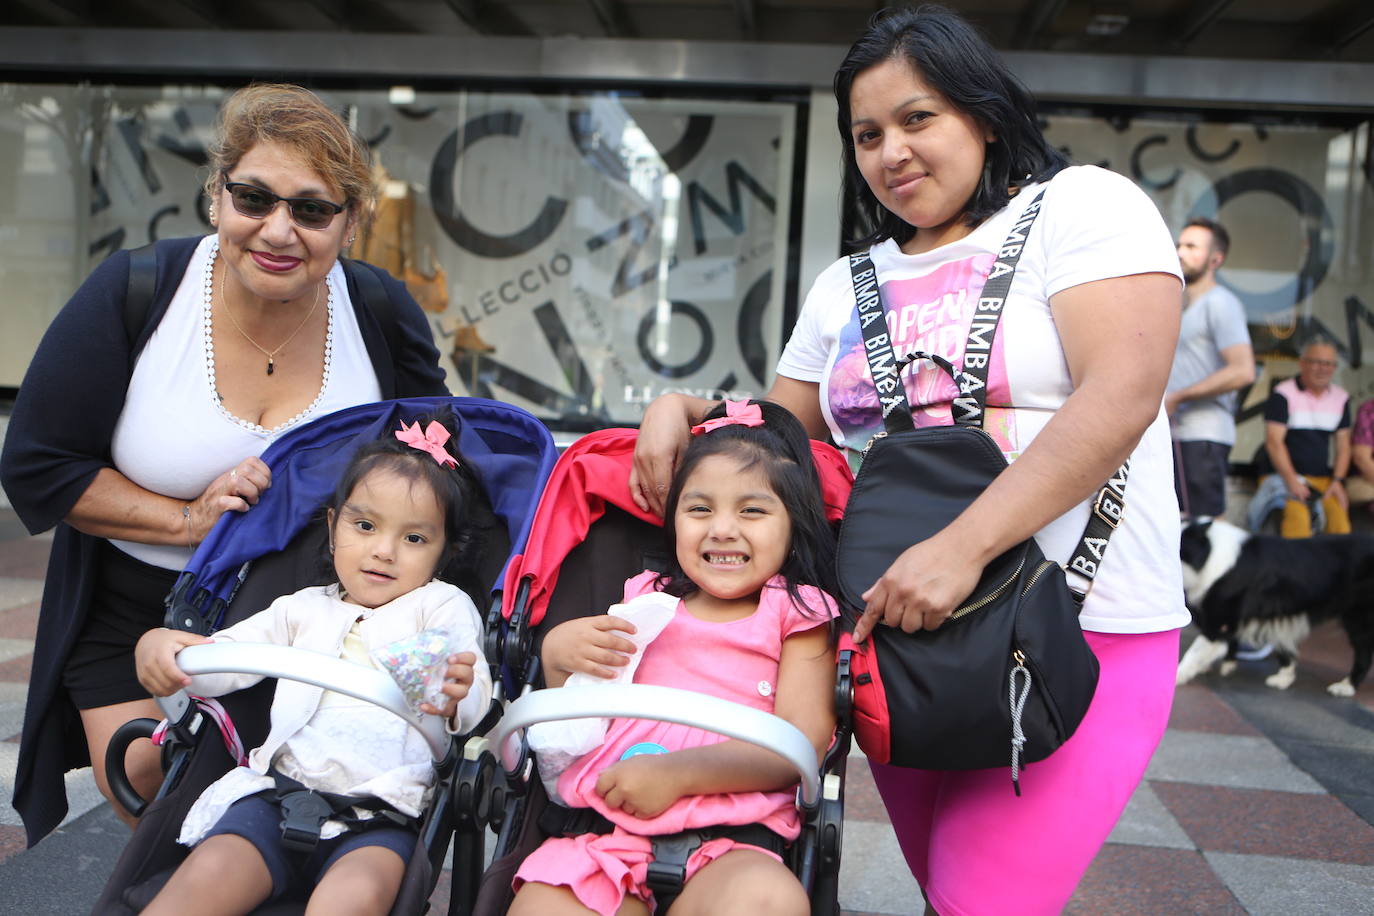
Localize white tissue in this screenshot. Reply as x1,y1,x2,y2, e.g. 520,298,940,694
529,591,679,803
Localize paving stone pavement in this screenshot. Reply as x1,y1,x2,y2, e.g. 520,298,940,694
0,498,1372,913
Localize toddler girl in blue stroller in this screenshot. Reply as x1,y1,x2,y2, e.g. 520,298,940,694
133,412,490,915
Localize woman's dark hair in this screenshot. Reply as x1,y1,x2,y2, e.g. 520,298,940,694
655,400,841,623
324,408,485,595
834,4,1068,249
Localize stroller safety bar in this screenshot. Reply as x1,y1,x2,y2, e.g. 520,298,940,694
488,684,822,806
173,643,449,760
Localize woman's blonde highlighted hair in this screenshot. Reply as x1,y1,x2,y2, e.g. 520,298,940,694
205,83,375,230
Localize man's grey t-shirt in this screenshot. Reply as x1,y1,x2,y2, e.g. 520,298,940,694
1167,284,1251,445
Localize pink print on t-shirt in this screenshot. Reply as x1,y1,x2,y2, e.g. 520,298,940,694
827,253,1015,456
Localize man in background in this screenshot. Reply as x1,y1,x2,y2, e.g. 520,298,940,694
1166,218,1255,519
1264,338,1352,537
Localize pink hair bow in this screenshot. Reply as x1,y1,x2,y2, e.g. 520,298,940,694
396,420,458,468
690,399,764,436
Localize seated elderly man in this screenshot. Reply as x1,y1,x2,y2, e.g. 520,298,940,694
1262,339,1352,537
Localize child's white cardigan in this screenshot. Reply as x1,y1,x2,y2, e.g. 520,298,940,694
178,580,491,844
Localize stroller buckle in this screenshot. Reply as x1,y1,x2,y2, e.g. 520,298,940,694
646,830,705,912
279,790,334,853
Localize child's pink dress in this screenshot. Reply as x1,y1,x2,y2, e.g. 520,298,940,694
514,571,837,914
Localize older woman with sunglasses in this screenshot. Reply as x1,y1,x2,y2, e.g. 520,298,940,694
1,83,448,845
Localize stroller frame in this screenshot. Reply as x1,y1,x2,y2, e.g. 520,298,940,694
461,427,854,916
95,396,557,916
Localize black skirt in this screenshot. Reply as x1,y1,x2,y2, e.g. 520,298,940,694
62,541,180,709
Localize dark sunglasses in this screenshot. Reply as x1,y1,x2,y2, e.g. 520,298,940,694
222,177,346,230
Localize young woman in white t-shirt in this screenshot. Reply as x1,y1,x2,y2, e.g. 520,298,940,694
631,6,1186,914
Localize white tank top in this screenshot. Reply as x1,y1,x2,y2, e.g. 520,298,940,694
110,236,382,569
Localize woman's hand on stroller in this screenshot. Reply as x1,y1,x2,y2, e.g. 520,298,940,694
134,627,213,696
419,651,478,723
541,617,639,687
186,456,272,543
630,393,700,516
595,755,683,819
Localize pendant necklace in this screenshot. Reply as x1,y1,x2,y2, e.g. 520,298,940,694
218,254,322,376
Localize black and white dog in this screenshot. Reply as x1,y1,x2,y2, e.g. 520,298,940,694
1176,517,1374,696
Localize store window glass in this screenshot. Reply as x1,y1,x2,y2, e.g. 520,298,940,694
1041,112,1374,462
0,82,801,431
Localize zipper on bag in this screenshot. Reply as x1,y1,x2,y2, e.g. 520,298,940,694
1020,560,1056,595
948,557,1024,622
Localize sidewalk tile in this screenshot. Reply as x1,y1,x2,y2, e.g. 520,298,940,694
0,638,34,666
841,757,889,821
837,820,923,915
1168,683,1261,736
0,601,38,640
0,654,31,686
1145,731,1325,793
1065,845,1245,915
1153,782,1374,865
0,580,43,614
0,539,49,579
0,682,26,746
1206,851,1374,916
1279,741,1374,800
1106,780,1195,849
0,825,24,866
427,869,452,912
1344,794,1374,826
1217,683,1374,752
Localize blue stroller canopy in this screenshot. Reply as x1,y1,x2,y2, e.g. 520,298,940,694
170,397,556,631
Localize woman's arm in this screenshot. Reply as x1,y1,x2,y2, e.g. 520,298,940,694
853,271,1181,641
629,376,826,515
1353,442,1374,484
594,624,835,818
1329,427,1352,509
1165,342,1255,415
1,241,269,545
1,251,137,535
64,459,270,546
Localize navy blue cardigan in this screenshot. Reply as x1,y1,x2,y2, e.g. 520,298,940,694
0,236,448,845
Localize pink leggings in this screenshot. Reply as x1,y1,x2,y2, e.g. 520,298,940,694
868,628,1179,916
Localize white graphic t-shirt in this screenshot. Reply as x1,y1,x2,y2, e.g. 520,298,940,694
778,166,1189,634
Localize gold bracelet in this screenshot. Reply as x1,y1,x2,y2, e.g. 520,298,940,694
182,504,193,551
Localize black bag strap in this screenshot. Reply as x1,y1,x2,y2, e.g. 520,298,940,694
950,191,1044,427
342,257,403,368
846,190,1125,592
849,250,916,435
847,191,1046,433
124,242,159,357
